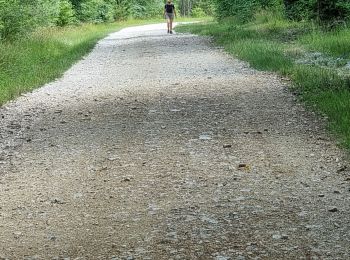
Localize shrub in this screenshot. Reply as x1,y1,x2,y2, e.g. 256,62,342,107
78,0,114,23
0,0,58,40
193,0,216,16
130,0,163,19
284,0,350,23
191,7,206,18
114,4,130,20
215,0,259,22
57,0,76,26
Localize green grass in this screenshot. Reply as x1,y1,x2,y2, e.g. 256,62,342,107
300,28,350,58
176,18,350,149
0,17,204,105
0,21,128,104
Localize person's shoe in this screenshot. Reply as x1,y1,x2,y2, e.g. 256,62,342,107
170,30,173,34
167,30,170,33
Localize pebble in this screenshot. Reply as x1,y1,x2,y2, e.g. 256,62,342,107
281,234,289,240
272,234,282,240
328,207,338,212
199,134,212,140
50,198,65,204
215,256,231,260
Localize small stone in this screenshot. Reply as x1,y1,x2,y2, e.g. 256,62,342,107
318,194,325,197
48,234,57,241
201,215,218,224
337,166,347,173
281,234,289,240
73,193,83,199
334,190,341,194
123,177,131,182
238,163,247,168
215,256,231,260
223,144,232,148
228,212,238,219
51,198,65,205
13,232,22,239
328,207,338,212
272,234,282,240
199,134,211,140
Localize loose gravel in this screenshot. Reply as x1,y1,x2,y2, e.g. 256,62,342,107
0,23,349,259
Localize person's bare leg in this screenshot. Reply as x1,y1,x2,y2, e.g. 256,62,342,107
167,19,170,33
170,19,173,33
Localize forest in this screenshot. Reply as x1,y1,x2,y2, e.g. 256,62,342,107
216,0,350,23
1,0,350,41
0,0,216,40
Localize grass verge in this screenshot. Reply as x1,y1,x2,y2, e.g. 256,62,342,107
176,18,350,149
0,17,204,105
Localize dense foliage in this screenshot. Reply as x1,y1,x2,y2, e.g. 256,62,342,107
0,0,169,40
1,0,349,41
179,0,215,17
0,0,215,40
216,0,350,23
0,0,58,40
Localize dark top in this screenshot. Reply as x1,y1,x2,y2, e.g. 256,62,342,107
165,4,175,14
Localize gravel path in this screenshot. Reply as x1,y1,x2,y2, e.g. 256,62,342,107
0,23,349,259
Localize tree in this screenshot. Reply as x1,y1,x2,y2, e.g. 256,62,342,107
284,0,350,22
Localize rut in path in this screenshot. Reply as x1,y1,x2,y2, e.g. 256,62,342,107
0,23,349,259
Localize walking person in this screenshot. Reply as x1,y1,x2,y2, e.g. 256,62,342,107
164,0,176,34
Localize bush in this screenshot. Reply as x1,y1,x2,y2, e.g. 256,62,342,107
284,0,350,23
0,0,58,40
193,0,216,16
191,7,206,18
215,0,259,22
114,4,130,20
78,0,114,23
130,0,163,19
57,0,76,26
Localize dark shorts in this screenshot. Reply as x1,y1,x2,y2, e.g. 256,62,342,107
165,13,174,20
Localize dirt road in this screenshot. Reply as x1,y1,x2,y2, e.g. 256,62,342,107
0,23,349,259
